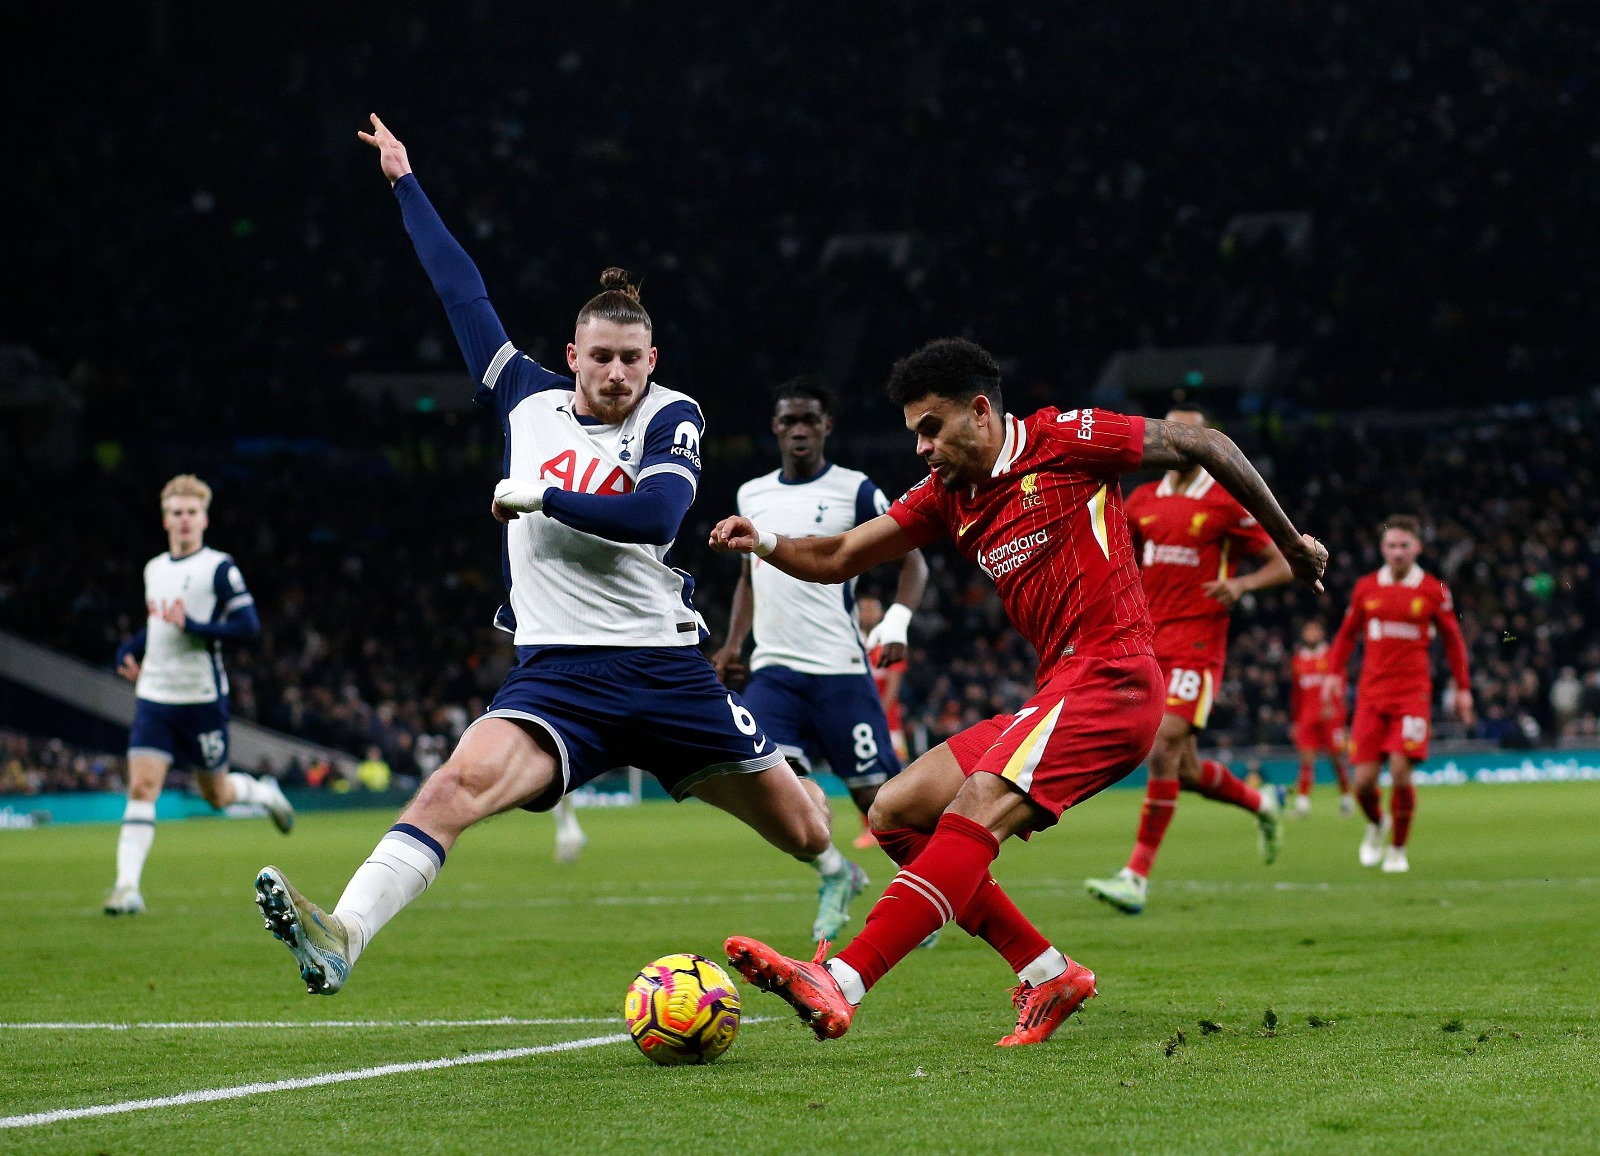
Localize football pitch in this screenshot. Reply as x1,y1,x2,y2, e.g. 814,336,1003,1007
2,782,1596,1154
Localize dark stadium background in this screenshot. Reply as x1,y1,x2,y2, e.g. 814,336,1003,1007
3,0,1597,793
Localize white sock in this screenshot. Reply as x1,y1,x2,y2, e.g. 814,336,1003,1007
554,796,583,837
824,958,865,1005
225,772,270,806
812,845,845,877
115,800,156,890
333,826,444,963
1018,946,1068,986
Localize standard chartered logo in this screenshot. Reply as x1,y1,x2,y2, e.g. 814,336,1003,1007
977,529,1049,578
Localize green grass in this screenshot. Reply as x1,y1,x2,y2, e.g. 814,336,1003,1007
1,782,1597,1154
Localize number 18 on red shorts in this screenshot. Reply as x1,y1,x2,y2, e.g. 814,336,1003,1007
1349,697,1431,764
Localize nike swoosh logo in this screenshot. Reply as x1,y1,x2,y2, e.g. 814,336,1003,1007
855,760,877,772
959,520,976,536
753,737,768,753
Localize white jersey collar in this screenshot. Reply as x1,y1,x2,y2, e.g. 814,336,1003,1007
1157,467,1214,499
990,414,1027,477
1377,564,1426,588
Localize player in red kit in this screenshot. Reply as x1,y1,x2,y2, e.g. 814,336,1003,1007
1289,620,1352,817
708,339,1325,1046
1084,406,1293,916
1328,515,1472,872
855,595,911,851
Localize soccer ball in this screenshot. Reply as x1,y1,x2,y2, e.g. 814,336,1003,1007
623,953,741,1065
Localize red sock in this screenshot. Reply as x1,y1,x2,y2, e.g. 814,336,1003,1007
872,827,930,867
1296,760,1315,798
956,876,1051,974
836,813,998,993
1356,784,1383,824
1331,756,1351,794
1187,758,1262,813
874,827,1048,975
1126,778,1179,878
1390,784,1416,846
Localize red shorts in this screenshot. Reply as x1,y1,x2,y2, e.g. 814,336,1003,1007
1293,716,1347,754
1151,618,1228,730
1349,698,1431,765
946,654,1163,825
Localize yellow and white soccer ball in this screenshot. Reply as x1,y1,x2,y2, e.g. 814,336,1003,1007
623,953,741,1065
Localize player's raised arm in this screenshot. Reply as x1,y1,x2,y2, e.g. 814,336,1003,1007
359,114,512,386
1140,418,1327,592
708,514,919,585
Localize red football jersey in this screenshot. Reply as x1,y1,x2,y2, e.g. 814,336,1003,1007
1124,469,1273,628
888,407,1153,683
1329,565,1471,705
1290,643,1346,726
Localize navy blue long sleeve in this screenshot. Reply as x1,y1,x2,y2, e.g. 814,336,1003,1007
541,475,695,546
115,627,147,666
182,604,261,642
393,174,510,382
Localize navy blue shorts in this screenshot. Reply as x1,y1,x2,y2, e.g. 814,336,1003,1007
128,697,231,773
742,666,901,790
482,646,786,810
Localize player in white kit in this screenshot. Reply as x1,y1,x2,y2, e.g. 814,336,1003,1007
254,116,841,994
106,474,293,915
712,378,927,940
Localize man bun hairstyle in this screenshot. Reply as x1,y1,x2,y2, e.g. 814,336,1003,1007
773,374,836,415
576,267,652,332
885,337,1003,409
1382,513,1423,540
160,473,212,509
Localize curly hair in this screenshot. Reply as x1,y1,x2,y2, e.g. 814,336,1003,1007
885,338,1002,409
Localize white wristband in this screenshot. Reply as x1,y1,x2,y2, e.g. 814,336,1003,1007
876,602,913,646
494,478,546,513
754,530,779,557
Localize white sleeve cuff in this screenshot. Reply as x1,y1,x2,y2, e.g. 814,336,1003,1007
874,602,913,646
494,478,546,513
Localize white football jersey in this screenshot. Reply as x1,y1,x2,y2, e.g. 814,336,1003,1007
737,464,889,675
479,343,706,648
135,547,253,704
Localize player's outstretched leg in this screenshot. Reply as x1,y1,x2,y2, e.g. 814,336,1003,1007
552,795,587,864
1187,755,1283,863
255,718,555,994
1086,777,1174,914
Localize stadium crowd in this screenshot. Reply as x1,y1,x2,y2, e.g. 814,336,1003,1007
5,2,1600,786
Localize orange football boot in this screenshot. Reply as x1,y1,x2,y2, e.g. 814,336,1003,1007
995,959,1097,1046
725,936,856,1041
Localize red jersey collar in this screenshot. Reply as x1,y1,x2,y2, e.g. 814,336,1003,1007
1156,467,1215,499
990,413,1028,478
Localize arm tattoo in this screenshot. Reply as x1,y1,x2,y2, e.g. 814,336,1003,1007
1142,419,1300,545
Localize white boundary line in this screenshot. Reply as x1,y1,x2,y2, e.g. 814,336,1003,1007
0,1032,630,1130
0,1017,616,1031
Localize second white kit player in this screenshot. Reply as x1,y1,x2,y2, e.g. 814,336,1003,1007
712,378,927,941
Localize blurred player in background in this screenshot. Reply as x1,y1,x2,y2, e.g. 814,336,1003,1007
857,594,909,847
254,117,842,995
1289,620,1353,816
108,475,292,915
1084,405,1292,916
711,377,927,940
1328,515,1473,872
713,339,1326,1046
